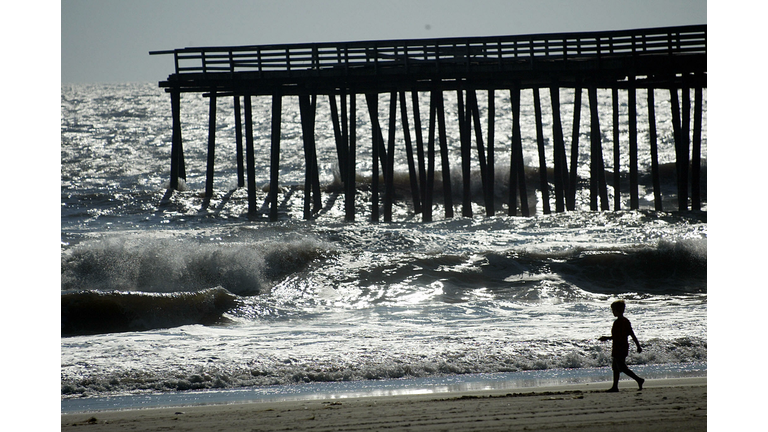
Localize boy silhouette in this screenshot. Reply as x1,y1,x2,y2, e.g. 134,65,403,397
599,300,645,392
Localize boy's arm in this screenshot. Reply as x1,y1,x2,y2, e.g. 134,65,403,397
629,329,642,353
598,336,611,341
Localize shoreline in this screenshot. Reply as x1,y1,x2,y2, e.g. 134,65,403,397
61,363,706,413
62,377,706,431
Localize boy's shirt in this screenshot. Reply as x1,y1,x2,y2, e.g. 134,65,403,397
611,316,632,357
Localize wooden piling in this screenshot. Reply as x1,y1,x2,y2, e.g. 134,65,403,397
533,88,551,214
611,88,621,210
331,91,356,220
411,90,428,219
486,89,496,215
346,93,357,221
467,88,491,216
669,86,686,211
680,82,691,211
423,91,437,222
509,85,529,216
588,88,598,211
243,95,258,217
233,96,245,188
329,93,349,186
435,89,453,218
588,86,608,211
385,92,397,222
628,77,639,209
366,93,381,222
270,93,282,221
568,86,582,211
340,93,349,179
205,91,217,199
692,84,703,211
399,91,422,213
647,89,662,211
508,89,519,216
299,93,320,219
516,101,529,216
169,89,185,190
310,95,322,212
550,85,567,212
457,88,472,217
331,91,361,219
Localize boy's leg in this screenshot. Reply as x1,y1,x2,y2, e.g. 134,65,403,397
617,358,645,390
623,367,644,390
608,357,620,391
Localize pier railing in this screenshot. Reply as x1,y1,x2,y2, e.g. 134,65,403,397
151,25,705,77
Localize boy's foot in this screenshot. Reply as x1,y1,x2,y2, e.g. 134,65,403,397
606,387,619,393
638,378,645,391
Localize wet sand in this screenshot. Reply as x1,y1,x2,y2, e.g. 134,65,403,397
61,377,706,431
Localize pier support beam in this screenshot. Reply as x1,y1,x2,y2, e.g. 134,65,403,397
399,90,421,213
423,91,437,222
299,93,320,219
681,82,691,211
467,87,492,216
533,88,551,214
550,85,567,213
346,93,357,221
205,91,217,199
330,92,358,221
411,91,427,219
233,96,245,188
670,85,687,211
399,91,421,214
385,92,397,222
270,93,283,221
435,89,453,218
366,93,384,222
509,85,529,216
457,88,472,217
588,86,609,211
692,83,703,211
628,77,639,209
611,87,621,211
568,86,582,211
243,95,258,217
486,89,496,216
329,94,349,191
169,89,185,190
647,89,663,211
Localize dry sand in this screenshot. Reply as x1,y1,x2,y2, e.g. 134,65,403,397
61,377,706,431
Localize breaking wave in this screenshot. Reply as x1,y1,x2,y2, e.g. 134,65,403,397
61,287,238,336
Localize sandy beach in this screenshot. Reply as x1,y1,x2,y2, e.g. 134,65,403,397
61,377,705,431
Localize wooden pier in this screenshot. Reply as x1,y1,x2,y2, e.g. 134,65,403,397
150,24,706,221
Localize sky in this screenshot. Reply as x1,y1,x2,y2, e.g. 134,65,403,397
62,0,707,83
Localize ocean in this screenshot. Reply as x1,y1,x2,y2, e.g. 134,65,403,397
60,82,706,412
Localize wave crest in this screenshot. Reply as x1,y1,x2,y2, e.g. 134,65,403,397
61,235,331,296
61,287,239,337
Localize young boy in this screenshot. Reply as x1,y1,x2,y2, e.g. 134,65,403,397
599,300,645,392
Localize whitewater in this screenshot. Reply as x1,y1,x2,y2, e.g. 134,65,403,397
61,83,706,411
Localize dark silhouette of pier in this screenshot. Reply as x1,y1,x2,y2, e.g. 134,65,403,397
150,24,706,222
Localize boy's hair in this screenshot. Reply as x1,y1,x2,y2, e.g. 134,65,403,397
611,300,626,314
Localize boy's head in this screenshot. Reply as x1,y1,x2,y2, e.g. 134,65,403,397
611,300,626,316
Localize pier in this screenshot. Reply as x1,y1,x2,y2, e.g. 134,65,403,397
150,24,706,222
